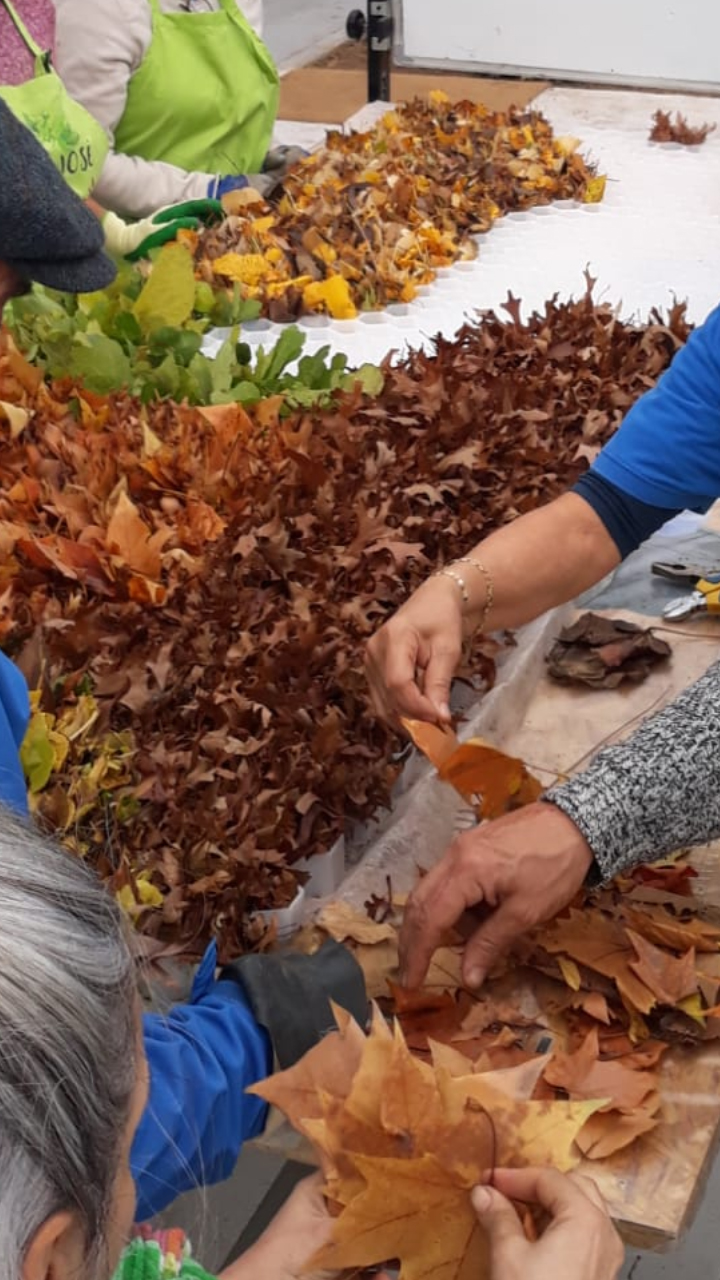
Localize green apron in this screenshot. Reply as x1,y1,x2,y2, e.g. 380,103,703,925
0,0,108,197
114,0,279,177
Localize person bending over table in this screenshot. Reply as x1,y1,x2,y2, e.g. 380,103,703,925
365,296,720,990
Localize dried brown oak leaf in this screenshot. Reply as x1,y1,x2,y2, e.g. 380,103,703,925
649,109,716,146
546,612,671,688
0,288,693,957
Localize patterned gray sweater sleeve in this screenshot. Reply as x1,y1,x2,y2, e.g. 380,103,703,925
545,658,720,883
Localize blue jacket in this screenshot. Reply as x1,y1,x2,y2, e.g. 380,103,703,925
0,652,271,1221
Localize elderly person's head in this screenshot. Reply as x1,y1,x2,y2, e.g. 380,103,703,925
0,807,142,1280
0,101,115,316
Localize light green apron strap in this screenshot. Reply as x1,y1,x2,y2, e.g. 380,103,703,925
0,0,48,60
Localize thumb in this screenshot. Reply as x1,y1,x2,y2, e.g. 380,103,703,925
422,642,461,723
462,903,521,989
472,1185,527,1250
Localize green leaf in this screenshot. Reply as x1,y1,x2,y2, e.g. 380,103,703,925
21,716,55,793
261,326,306,385
133,243,197,331
67,334,132,394
209,336,237,396
211,379,260,405
352,363,385,397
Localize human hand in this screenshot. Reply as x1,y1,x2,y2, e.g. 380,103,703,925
399,801,594,989
473,1167,624,1280
365,574,467,725
228,1174,392,1280
263,145,309,172
103,201,224,262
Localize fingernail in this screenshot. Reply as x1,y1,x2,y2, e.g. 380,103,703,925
472,1187,492,1212
439,703,451,722
466,968,483,988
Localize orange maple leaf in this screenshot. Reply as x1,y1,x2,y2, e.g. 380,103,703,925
622,904,720,955
401,719,542,819
439,1072,602,1172
538,909,657,1014
247,1003,364,1130
544,1028,659,1115
626,929,698,1006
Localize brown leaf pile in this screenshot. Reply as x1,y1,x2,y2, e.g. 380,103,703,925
307,859,720,1172
649,109,716,146
197,94,604,320
0,288,692,958
250,1003,599,1279
546,613,672,688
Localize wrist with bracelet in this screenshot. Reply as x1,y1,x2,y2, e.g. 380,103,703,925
434,556,494,632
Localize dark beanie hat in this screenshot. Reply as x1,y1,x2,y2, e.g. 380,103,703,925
0,99,116,294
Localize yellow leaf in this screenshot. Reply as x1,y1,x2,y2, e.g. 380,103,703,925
212,252,274,287
0,401,30,438
677,993,707,1025
303,276,358,320
142,421,164,457
133,242,197,330
558,956,582,991
117,872,164,915
20,711,69,793
583,175,607,204
56,694,99,742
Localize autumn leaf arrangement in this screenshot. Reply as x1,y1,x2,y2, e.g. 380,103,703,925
197,93,606,321
0,288,693,958
251,1003,599,1279
268,854,720,1278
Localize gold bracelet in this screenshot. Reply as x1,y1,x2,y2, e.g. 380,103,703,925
435,567,470,603
452,557,494,631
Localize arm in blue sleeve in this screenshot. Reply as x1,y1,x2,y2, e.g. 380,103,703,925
132,946,272,1222
0,653,30,816
589,303,720,510
572,470,683,559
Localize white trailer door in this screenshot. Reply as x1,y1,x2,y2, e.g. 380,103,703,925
396,0,720,92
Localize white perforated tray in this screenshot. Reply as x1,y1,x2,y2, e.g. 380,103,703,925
208,88,720,369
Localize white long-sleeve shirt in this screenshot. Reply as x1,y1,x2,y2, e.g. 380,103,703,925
54,0,264,218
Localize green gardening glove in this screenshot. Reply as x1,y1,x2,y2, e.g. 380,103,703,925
103,199,224,263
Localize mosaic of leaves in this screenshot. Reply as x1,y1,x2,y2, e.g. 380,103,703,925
250,1004,599,1279
306,856,720,1182
197,94,604,320
0,287,691,958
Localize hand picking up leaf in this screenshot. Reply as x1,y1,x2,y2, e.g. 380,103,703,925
250,1003,604,1280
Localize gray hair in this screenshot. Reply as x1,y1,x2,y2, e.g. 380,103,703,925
0,807,137,1280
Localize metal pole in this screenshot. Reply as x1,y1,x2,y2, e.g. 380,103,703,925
346,0,394,103
367,0,393,102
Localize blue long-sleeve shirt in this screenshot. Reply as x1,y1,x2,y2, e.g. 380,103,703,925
0,657,271,1220
135,944,271,1222
574,303,720,552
